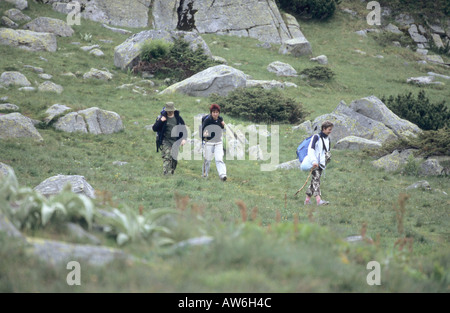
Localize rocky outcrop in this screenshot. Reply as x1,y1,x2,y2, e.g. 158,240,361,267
114,29,212,70
372,149,418,172
334,136,382,150
0,113,43,141
160,65,247,97
54,107,124,135
48,0,151,28
34,174,96,198
0,28,57,52
349,96,422,139
151,0,310,45
23,17,74,37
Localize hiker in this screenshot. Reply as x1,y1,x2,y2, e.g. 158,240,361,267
201,103,227,181
304,121,333,206
152,102,187,175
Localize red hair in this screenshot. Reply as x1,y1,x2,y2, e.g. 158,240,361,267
209,103,220,113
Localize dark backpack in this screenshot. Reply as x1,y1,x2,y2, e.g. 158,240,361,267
199,114,211,141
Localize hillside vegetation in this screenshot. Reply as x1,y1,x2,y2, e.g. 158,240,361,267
0,0,449,292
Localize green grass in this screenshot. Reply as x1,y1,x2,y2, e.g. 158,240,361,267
0,0,449,292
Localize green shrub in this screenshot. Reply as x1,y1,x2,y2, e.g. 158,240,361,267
276,0,340,20
210,87,306,124
140,39,172,62
300,66,335,80
402,154,421,176
371,32,414,48
370,127,450,158
381,90,449,131
134,38,217,82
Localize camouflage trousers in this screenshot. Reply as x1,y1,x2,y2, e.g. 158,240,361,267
160,143,178,175
306,168,323,197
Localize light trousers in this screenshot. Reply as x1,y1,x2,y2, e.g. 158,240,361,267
203,141,226,178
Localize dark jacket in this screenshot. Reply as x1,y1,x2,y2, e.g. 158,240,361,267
152,110,187,152
201,115,224,142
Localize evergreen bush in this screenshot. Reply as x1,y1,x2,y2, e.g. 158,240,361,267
210,87,306,124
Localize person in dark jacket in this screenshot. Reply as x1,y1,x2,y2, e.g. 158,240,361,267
201,103,227,181
152,102,187,175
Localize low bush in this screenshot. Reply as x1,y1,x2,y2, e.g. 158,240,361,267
381,90,449,131
300,66,335,80
276,0,341,20
210,87,306,124
133,38,217,82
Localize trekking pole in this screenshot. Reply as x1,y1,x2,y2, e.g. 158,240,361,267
294,169,313,197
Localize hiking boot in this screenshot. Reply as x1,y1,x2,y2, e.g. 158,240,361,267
317,200,329,206
304,200,312,205
221,176,227,181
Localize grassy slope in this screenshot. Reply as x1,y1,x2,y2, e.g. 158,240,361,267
0,0,449,292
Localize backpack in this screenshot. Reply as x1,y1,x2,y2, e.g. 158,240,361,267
155,107,167,152
296,135,313,163
297,134,329,171
199,114,211,140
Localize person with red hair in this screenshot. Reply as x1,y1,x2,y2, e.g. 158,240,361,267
201,103,227,181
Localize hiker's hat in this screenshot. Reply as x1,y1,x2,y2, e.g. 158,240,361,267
165,102,176,112
210,103,220,113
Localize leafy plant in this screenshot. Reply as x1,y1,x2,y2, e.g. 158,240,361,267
210,87,306,124
97,205,177,246
402,154,421,176
80,33,92,42
382,90,449,131
0,169,94,230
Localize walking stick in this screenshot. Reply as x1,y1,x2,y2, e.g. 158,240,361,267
294,168,313,197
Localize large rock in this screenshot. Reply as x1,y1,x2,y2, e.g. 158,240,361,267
334,136,382,150
49,0,151,28
312,101,397,145
0,71,31,87
372,149,418,172
152,0,299,44
1,16,18,29
23,17,74,37
279,37,313,57
4,8,31,22
419,159,444,176
28,237,131,266
34,174,96,198
160,65,247,97
4,0,28,11
267,61,297,77
349,96,422,139
44,104,72,124
54,107,124,135
0,113,43,141
0,28,57,52
114,29,212,70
